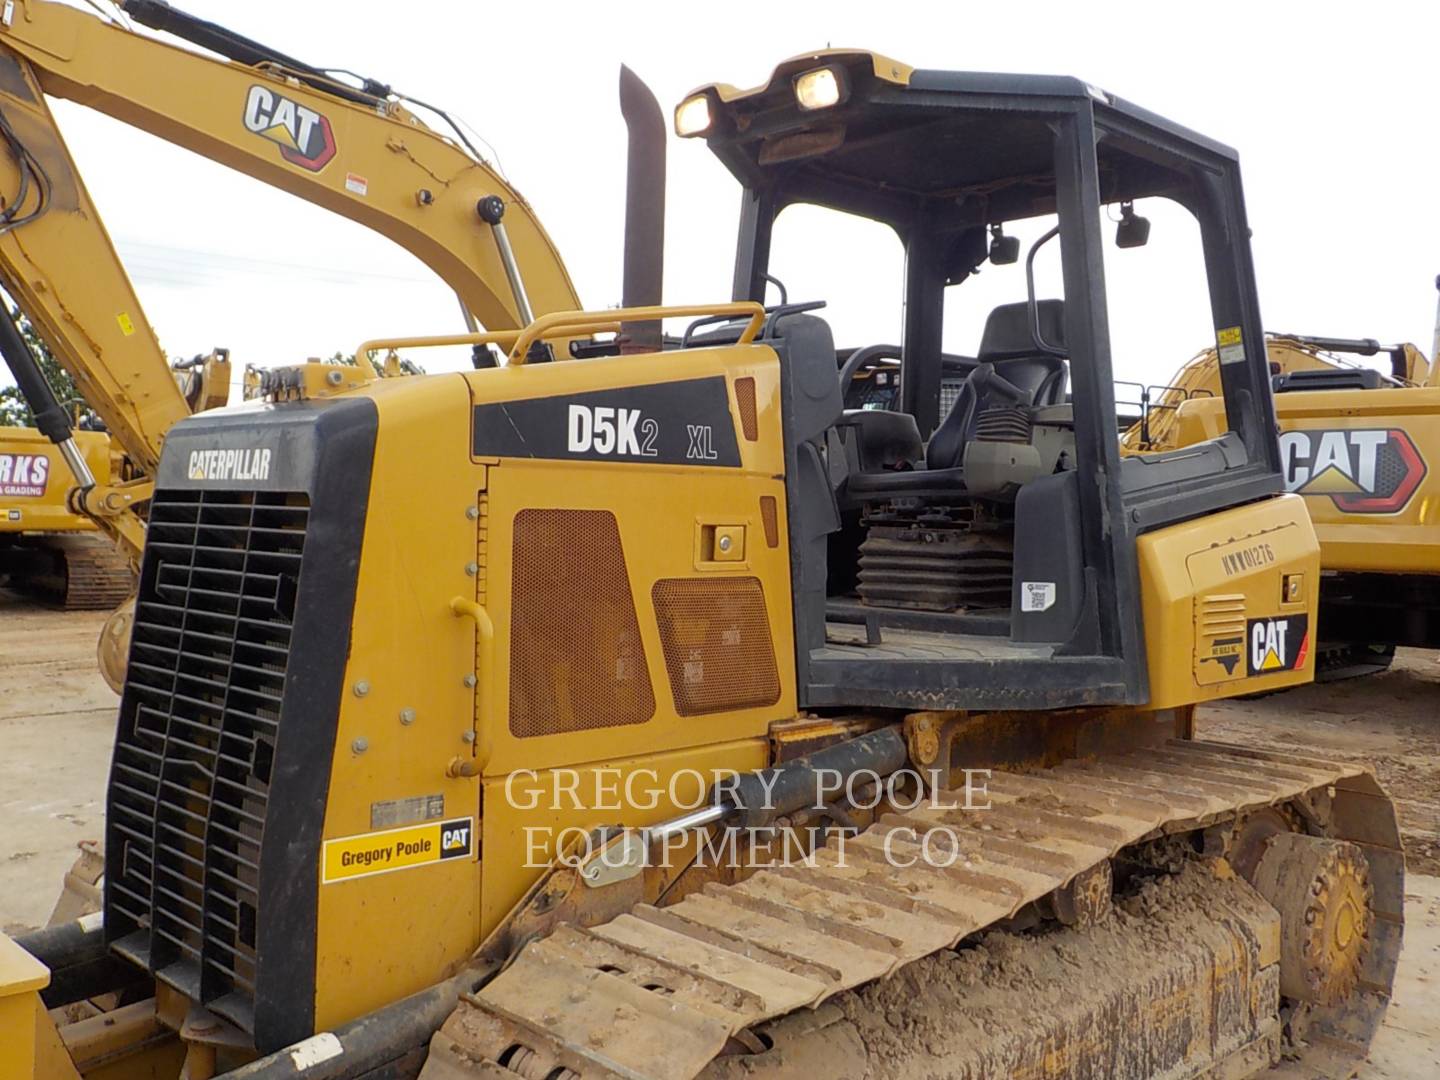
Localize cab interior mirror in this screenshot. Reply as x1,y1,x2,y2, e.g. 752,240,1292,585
1116,201,1151,249
989,225,1020,265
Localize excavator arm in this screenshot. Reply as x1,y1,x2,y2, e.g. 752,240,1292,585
0,0,580,332
0,0,582,557
0,49,187,474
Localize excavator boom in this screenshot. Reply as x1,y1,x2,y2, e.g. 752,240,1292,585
0,0,581,333
0,0,583,607
0,44,189,475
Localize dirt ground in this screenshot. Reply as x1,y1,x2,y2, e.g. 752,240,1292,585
0,599,117,935
0,598,1435,1077
1198,649,1440,878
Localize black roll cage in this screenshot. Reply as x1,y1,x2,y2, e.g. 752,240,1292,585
699,62,1284,709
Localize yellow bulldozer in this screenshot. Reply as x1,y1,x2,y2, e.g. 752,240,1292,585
0,17,1406,1080
1125,291,1440,678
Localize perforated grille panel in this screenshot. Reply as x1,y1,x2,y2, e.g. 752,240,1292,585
652,578,780,716
509,509,655,737
939,375,967,421
734,377,758,441
107,488,307,1029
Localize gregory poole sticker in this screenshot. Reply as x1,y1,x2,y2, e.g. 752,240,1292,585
322,817,474,883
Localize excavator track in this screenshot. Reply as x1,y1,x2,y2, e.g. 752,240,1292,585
15,533,135,610
423,740,1403,1080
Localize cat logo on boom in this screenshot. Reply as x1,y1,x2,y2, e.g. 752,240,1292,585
1278,427,1426,513
1245,614,1309,676
242,85,337,172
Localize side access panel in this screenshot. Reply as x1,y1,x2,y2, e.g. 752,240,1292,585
1139,493,1318,709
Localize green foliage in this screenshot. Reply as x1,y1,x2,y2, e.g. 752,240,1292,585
0,313,96,428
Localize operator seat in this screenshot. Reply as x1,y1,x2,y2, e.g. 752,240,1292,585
924,300,1068,470
841,301,1067,501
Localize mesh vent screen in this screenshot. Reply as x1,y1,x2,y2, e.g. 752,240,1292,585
759,496,779,549
653,578,780,716
734,377,758,441
510,509,655,737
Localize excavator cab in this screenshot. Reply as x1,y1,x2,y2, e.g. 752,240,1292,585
675,53,1289,711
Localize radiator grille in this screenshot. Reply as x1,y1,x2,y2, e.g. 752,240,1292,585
734,376,758,441
509,509,655,737
653,578,780,715
108,488,308,1027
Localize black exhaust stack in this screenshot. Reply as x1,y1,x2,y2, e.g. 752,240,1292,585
619,66,666,354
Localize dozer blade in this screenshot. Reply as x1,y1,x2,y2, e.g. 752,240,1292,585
425,741,1403,1080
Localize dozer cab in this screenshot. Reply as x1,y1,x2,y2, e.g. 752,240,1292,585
5,50,1403,1080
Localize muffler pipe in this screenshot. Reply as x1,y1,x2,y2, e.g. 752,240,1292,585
618,65,666,353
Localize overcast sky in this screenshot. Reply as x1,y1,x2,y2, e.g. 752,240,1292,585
10,0,1440,397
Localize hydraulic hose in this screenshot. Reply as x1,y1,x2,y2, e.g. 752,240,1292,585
0,304,96,486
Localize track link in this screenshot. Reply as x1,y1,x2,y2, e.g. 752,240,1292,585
20,533,135,609
423,740,1403,1080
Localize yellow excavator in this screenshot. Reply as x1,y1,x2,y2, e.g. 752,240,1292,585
0,333,236,610
0,0,579,680
1125,287,1440,678
1,27,1405,1080
0,423,136,610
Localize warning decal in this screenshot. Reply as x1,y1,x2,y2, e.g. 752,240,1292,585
1216,326,1246,366
322,816,474,883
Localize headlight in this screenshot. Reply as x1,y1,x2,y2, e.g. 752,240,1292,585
674,94,712,137
793,66,845,110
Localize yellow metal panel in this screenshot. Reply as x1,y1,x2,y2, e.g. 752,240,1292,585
690,49,914,105
0,933,48,998
309,338,796,1028
471,344,793,779
0,933,50,1080
313,372,485,1034
1139,494,1320,710
32,1010,84,1080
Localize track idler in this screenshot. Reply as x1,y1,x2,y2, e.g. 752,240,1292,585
1248,833,1374,1006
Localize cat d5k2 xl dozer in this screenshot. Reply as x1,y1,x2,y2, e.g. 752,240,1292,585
5,51,1402,1080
